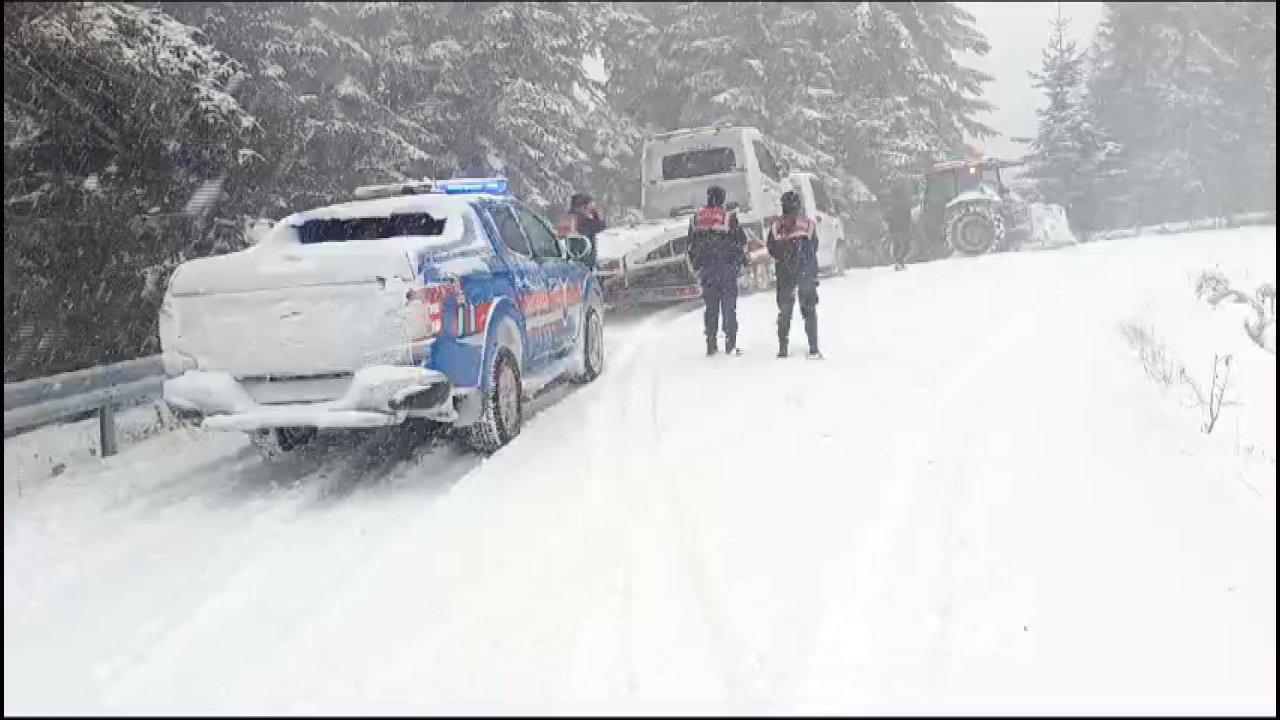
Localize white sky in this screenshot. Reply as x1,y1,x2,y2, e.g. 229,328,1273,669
957,1,1106,160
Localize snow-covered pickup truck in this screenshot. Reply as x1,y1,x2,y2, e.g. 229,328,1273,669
160,178,605,456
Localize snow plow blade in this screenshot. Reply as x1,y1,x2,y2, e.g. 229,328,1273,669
1022,203,1077,250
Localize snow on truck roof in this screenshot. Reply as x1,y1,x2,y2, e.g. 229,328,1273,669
286,193,476,225
284,177,509,225
262,193,490,257
646,125,756,142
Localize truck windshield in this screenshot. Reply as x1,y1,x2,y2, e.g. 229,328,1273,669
662,147,736,180
297,212,448,244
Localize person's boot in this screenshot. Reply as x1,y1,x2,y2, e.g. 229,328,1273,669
805,316,820,359
777,338,788,358
706,335,718,356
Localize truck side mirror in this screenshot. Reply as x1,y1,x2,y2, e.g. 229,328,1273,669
562,233,593,263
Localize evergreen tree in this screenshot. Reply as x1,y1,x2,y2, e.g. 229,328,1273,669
1088,2,1276,225
5,1,253,379
607,2,994,200
1024,11,1116,232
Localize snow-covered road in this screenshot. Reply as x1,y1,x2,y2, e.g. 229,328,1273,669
5,229,1276,714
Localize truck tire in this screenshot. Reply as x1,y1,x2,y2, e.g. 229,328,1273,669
945,204,1004,256
465,346,523,454
571,307,605,384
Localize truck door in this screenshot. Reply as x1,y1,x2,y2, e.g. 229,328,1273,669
809,176,843,269
751,139,788,224
512,203,583,358
486,202,553,370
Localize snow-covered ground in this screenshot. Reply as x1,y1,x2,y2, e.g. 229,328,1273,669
4,228,1275,714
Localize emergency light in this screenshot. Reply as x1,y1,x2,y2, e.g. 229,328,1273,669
352,177,508,201
437,177,508,195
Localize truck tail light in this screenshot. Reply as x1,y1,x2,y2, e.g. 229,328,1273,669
407,281,462,341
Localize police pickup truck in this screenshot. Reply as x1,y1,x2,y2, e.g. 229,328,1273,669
160,178,605,455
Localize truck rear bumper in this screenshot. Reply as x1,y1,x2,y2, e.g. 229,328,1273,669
603,283,703,309
203,409,402,431
164,366,454,431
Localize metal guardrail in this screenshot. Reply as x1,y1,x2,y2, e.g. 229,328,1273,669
3,355,166,455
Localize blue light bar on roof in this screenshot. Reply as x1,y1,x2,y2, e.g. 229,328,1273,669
437,177,508,195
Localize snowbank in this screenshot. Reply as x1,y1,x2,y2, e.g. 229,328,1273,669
1117,226,1276,501
4,400,186,504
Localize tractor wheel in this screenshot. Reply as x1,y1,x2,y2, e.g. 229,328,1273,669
945,204,1005,256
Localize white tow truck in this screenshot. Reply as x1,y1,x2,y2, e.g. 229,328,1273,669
594,126,789,307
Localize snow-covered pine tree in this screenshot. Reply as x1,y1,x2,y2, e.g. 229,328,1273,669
1024,10,1116,232
1088,2,1276,226
607,2,993,203
159,1,446,215
4,1,253,379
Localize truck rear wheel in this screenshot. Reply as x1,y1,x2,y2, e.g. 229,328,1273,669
571,307,605,384
465,347,523,454
945,204,1004,256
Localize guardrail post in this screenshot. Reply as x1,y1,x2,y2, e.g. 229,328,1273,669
99,403,118,457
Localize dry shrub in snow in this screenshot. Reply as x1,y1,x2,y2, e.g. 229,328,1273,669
1120,322,1184,388
1120,322,1239,435
1181,354,1238,435
1194,270,1277,354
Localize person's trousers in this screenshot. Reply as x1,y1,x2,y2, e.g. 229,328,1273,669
701,271,739,341
776,273,818,351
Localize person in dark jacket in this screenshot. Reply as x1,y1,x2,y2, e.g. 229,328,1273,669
689,185,748,355
555,193,607,269
885,177,916,271
767,190,821,358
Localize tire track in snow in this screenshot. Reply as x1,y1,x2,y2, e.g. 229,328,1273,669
915,311,1031,696
791,309,1030,711
618,304,744,706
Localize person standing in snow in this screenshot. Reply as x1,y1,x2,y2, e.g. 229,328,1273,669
555,193,607,270
689,185,748,356
885,176,916,271
767,190,821,358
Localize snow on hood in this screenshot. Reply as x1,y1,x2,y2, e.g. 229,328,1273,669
595,217,691,261
282,194,479,239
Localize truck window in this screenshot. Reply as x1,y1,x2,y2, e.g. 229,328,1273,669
661,147,736,180
513,205,561,258
959,166,984,193
489,205,532,256
753,140,782,181
811,177,834,214
297,212,447,244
